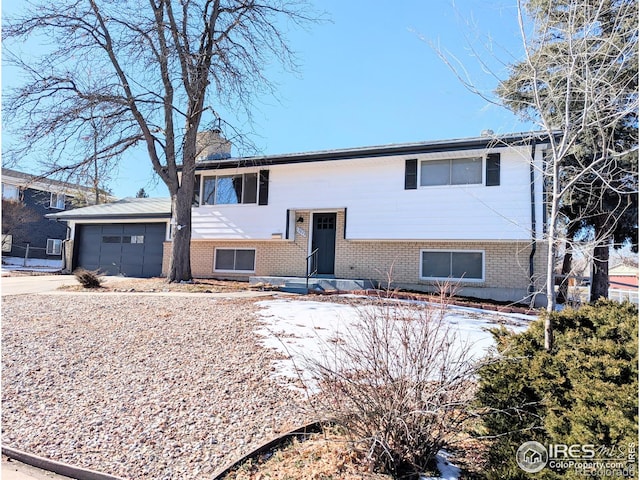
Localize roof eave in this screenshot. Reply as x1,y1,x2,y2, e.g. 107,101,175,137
187,131,554,171
45,213,171,221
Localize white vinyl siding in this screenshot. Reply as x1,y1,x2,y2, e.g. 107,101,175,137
190,144,545,242
420,250,484,282
214,248,256,272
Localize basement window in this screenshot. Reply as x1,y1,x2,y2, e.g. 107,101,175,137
420,250,484,282
214,248,256,273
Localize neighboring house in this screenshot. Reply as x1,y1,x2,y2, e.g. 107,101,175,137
47,197,171,277
48,131,551,305
608,262,639,291
1,168,110,262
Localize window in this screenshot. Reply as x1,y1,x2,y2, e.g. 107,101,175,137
214,248,256,272
50,192,66,209
420,158,482,186
2,234,13,252
420,250,484,281
102,235,145,244
123,235,145,244
2,184,20,201
201,173,258,205
193,174,201,206
46,239,63,255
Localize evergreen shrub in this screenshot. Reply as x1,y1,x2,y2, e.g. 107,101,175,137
476,301,638,479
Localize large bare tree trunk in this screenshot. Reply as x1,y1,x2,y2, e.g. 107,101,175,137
166,169,195,282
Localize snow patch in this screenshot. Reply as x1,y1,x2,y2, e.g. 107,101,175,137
256,297,535,389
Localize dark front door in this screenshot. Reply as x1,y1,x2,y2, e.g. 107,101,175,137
312,213,336,275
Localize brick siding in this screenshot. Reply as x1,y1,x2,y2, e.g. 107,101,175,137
162,209,548,302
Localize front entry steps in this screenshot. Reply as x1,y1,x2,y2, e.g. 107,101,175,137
249,276,375,294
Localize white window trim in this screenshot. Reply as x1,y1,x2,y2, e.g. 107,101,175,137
46,238,63,255
419,249,485,282
418,157,484,188
2,184,20,201
50,192,66,209
2,234,13,252
213,247,256,273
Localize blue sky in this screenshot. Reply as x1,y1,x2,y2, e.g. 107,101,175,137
3,0,533,198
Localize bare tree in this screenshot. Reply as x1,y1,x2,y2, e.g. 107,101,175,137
499,0,638,349
3,0,319,281
433,0,637,349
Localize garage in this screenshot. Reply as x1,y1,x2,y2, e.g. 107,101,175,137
75,223,166,277
46,197,172,278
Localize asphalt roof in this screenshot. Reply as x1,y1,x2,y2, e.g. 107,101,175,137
46,197,171,220
191,131,552,170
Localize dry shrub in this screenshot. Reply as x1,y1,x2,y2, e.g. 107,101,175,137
310,295,480,478
73,268,103,288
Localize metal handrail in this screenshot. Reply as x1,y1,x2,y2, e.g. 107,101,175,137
306,248,319,290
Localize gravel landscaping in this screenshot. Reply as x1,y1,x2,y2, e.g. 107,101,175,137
2,294,310,479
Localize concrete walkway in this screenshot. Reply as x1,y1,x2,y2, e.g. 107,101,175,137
2,456,71,480
1,275,130,296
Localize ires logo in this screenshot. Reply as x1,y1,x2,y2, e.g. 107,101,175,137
517,441,637,477
548,443,596,459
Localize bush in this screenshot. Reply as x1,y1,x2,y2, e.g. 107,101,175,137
476,301,638,479
73,268,104,288
310,297,480,478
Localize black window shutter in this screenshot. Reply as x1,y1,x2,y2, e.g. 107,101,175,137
486,153,500,186
405,159,417,190
343,208,347,239
285,209,290,239
258,170,269,205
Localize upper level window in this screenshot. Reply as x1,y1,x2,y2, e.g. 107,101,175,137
202,173,258,205
50,192,66,209
420,158,482,187
2,184,20,201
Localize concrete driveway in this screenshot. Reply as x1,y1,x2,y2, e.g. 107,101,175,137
1,275,128,296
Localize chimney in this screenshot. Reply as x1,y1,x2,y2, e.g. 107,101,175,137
196,129,232,161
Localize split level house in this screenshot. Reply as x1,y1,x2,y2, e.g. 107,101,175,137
49,131,551,306
1,168,110,264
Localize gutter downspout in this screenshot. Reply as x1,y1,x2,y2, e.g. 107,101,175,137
57,220,72,273
528,141,537,304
